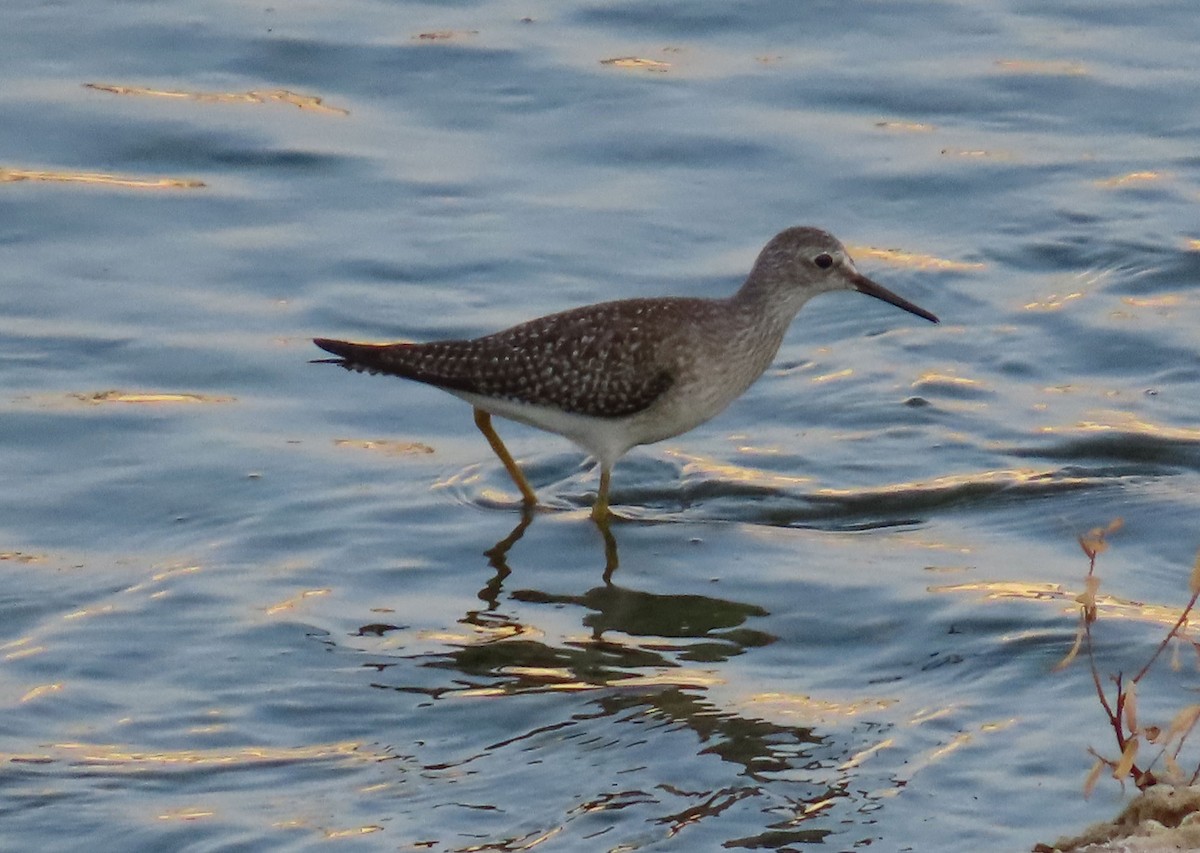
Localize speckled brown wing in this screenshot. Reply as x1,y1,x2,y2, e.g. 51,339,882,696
314,298,685,419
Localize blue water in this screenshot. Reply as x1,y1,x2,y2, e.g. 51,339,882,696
3,1,1199,850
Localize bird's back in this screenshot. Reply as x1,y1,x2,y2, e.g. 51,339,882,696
313,297,736,419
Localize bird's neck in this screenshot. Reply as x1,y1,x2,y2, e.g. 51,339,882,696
730,273,808,334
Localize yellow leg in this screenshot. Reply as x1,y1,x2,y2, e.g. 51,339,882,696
473,408,538,507
591,466,612,523
593,466,618,578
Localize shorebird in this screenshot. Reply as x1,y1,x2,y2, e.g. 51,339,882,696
314,226,938,521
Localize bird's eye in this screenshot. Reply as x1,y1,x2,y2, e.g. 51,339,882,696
813,253,834,269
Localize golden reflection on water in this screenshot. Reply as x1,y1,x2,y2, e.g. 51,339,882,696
924,730,975,763
187,724,229,736
655,451,1102,517
0,552,44,563
839,738,895,771
127,565,202,594
321,825,385,838
910,706,957,726
663,449,812,487
980,719,1017,733
1122,294,1186,309
889,717,1016,793
746,692,898,720
811,368,853,384
600,56,672,72
1094,170,1166,188
874,120,936,133
70,390,235,406
1036,410,1200,442
621,671,724,688
932,580,1198,634
2,639,46,661
271,817,386,837
912,371,985,391
84,83,350,115
1023,291,1084,312
495,665,573,680
19,683,63,703
0,168,204,189
263,588,332,615
332,438,435,456
159,811,218,825
4,740,372,769
157,807,215,822
849,245,985,271
13,392,235,411
63,604,116,620
814,467,1089,499
418,623,543,645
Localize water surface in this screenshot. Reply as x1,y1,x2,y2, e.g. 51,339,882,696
3,1,1200,850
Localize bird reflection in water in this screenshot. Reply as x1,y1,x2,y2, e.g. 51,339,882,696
476,506,621,609
363,511,868,849
461,511,772,656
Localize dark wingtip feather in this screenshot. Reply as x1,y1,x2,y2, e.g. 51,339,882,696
313,338,354,358
311,337,408,376
311,338,357,368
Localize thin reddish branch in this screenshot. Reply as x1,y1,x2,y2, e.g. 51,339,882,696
1085,616,1117,727
1133,588,1200,684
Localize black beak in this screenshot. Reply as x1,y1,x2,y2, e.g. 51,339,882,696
849,271,939,323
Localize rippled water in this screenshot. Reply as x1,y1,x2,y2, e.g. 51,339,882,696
3,1,1199,851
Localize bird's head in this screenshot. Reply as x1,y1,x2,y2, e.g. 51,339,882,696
741,226,939,324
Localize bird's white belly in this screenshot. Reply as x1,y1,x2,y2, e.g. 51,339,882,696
449,364,752,470
448,390,642,467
